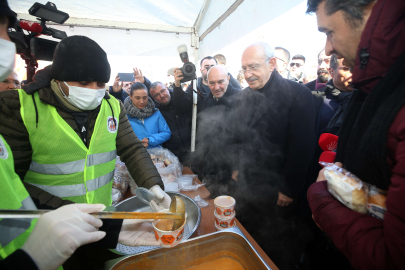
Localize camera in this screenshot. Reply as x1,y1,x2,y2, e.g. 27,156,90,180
8,2,69,82
177,44,196,83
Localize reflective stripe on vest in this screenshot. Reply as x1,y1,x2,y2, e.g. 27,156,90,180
0,197,36,247
29,149,117,175
18,90,120,205
0,134,37,259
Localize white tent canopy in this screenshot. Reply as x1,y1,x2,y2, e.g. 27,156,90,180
10,0,327,84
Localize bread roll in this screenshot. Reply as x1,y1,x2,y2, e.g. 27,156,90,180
325,170,367,214
367,186,387,219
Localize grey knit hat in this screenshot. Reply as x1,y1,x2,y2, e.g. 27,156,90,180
51,35,111,82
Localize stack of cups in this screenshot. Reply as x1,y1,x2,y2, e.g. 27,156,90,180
214,195,236,231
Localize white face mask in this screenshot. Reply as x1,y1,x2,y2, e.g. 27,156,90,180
0,38,16,82
59,82,105,110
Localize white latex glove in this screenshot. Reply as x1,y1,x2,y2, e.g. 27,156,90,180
150,185,171,210
22,204,106,270
118,219,161,246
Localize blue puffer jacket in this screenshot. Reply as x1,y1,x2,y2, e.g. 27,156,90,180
127,109,172,148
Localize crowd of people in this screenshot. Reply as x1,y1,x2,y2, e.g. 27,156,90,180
1,0,404,269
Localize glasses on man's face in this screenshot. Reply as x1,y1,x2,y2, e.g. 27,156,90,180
275,57,285,63
239,58,269,75
1,79,20,87
153,88,167,99
290,62,303,68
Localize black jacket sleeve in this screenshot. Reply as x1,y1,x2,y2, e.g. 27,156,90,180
173,85,193,114
228,73,242,90
143,76,152,91
109,86,128,103
0,249,38,270
281,87,316,198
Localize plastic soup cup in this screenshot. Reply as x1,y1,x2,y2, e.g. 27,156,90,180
153,211,187,248
214,196,236,218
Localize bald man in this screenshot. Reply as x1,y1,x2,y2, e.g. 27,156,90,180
198,65,241,113
0,71,20,92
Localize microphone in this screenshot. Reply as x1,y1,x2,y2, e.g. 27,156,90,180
319,151,336,167
20,20,43,33
319,133,338,151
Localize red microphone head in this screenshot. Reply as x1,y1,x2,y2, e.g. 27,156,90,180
19,20,43,33
319,151,336,167
319,133,338,151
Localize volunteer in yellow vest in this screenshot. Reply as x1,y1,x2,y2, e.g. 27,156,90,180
0,132,108,270
0,8,168,268
0,34,171,209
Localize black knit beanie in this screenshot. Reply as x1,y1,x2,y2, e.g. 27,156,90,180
0,0,17,27
51,35,111,82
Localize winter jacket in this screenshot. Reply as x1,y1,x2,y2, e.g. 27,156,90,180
228,73,242,91
305,79,317,91
127,109,171,148
227,70,315,269
0,68,164,200
308,1,405,269
108,86,129,103
157,88,192,163
185,77,211,98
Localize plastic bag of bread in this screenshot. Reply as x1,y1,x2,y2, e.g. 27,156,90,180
366,184,387,220
112,156,130,203
322,163,367,214
147,147,182,180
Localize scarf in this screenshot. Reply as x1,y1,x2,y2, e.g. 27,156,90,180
124,96,155,119
324,80,353,135
336,51,405,190
50,79,83,112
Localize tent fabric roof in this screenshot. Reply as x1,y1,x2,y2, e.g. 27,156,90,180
10,0,205,27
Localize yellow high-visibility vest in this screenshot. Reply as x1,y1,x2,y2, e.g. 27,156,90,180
18,89,121,206
0,134,37,258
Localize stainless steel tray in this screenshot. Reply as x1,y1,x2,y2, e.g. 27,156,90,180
114,192,201,255
106,227,272,270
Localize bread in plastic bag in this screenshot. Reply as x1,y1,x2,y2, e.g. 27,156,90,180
322,163,367,214
112,188,123,206
147,147,182,183
112,156,130,204
366,184,387,220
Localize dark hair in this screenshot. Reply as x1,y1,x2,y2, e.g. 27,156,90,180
0,15,8,26
306,0,375,28
213,54,226,65
130,82,147,96
275,47,290,64
329,54,342,70
292,54,306,63
200,56,217,67
150,81,164,92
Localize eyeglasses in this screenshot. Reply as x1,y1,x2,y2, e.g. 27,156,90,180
152,88,167,99
1,79,20,87
290,63,303,68
275,56,285,63
239,58,269,75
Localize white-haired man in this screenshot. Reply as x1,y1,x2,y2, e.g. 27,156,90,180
229,42,315,269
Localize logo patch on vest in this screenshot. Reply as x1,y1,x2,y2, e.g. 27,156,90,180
0,137,9,160
107,116,118,133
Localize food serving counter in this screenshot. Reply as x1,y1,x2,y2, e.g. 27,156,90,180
117,167,279,270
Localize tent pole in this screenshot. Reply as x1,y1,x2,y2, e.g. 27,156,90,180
191,78,197,152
